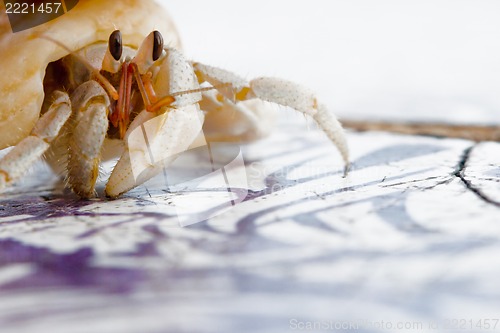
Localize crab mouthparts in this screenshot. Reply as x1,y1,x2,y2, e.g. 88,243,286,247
109,62,134,139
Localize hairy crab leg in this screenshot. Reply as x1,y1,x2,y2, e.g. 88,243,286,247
0,92,72,189
192,62,350,174
67,81,110,198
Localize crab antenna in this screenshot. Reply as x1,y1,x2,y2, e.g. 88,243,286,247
170,84,231,97
38,34,119,100
130,60,230,113
146,84,232,113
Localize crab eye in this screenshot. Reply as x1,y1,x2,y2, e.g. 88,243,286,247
132,31,164,74
109,30,123,61
152,31,163,61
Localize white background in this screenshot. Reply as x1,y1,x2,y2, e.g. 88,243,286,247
161,0,500,125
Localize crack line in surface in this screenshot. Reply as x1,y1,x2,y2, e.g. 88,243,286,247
454,145,500,207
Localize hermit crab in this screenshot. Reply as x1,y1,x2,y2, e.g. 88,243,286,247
0,0,348,199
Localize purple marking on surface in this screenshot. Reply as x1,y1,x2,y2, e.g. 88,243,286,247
0,195,170,236
244,143,445,201
0,239,146,294
0,196,89,219
142,224,168,238
236,144,446,236
117,241,161,257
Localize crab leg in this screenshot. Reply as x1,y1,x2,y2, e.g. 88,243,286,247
67,81,110,198
0,92,72,189
192,62,350,173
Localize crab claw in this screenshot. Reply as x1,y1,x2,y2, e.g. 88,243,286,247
105,105,205,198
105,47,203,198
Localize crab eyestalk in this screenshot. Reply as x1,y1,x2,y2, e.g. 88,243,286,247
102,30,124,73
132,30,164,74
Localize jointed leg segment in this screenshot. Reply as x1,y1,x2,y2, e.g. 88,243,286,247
192,62,350,172
67,81,110,198
0,91,71,189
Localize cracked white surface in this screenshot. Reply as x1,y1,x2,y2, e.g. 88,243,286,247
463,142,500,205
0,117,499,332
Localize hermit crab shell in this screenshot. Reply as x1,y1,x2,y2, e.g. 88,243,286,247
0,0,181,149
